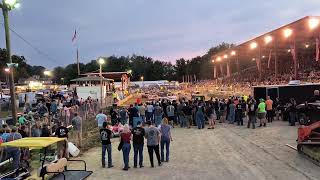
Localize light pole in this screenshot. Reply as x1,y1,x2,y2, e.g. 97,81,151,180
0,0,20,122
98,58,105,107
140,76,144,88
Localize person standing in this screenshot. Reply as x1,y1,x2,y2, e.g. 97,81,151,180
120,125,132,171
235,100,244,126
100,122,113,168
247,98,257,129
96,110,107,129
257,99,267,127
145,121,161,168
160,118,172,162
195,103,205,129
177,102,186,128
265,96,274,123
166,102,175,128
183,102,193,128
128,104,139,128
71,113,82,147
207,103,216,129
131,121,145,168
119,107,128,125
154,104,163,127
146,103,154,121
228,100,236,124
139,104,146,123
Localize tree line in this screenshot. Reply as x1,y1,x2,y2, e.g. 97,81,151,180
0,43,234,84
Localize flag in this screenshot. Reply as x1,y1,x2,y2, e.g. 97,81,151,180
72,29,77,43
267,50,272,69
316,37,319,61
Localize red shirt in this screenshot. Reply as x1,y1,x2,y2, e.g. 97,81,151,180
121,132,131,143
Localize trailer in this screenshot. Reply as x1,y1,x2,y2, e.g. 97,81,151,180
253,83,320,103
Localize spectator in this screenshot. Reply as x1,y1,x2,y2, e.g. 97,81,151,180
131,121,145,168
145,120,161,168
139,104,146,123
120,124,132,171
247,98,257,129
265,96,274,123
257,99,267,127
166,102,175,128
7,127,22,170
160,118,172,162
72,113,82,147
41,124,51,137
154,104,163,127
100,122,113,168
96,110,107,129
31,120,42,137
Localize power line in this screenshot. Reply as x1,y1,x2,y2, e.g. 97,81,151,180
0,21,62,66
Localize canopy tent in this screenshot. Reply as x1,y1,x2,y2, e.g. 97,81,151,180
0,137,65,149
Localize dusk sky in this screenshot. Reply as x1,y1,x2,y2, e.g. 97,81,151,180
2,0,319,68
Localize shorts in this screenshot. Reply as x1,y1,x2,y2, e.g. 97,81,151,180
257,112,266,119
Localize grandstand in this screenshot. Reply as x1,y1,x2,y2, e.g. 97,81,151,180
212,16,320,83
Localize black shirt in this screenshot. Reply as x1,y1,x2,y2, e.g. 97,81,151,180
131,127,145,145
55,126,69,138
129,107,139,117
182,105,192,116
41,128,51,137
100,128,112,145
236,103,242,113
18,129,28,138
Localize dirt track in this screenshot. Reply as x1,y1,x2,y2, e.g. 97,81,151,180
74,120,320,180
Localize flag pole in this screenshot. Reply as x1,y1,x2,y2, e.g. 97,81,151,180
77,48,80,75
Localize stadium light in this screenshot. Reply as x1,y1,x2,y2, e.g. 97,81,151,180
287,49,291,53
305,44,310,48
211,59,215,63
98,58,105,65
262,55,266,59
252,58,256,61
216,57,222,62
230,51,236,56
43,70,52,76
4,68,10,73
309,17,320,30
264,35,273,44
223,54,228,59
283,28,293,38
250,42,258,49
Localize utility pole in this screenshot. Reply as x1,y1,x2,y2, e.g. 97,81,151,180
1,1,17,122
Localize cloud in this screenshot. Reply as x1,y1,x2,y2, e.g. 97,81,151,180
2,0,319,68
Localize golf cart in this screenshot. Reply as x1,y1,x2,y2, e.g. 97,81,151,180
0,137,92,180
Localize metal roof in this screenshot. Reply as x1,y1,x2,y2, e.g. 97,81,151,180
70,76,114,82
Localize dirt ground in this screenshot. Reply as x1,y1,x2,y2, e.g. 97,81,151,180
72,119,320,180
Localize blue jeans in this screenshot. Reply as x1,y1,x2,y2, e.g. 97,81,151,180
133,143,144,167
179,115,187,128
155,115,162,127
228,111,235,123
160,137,170,162
122,143,131,169
196,114,204,129
101,144,112,166
146,112,153,121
